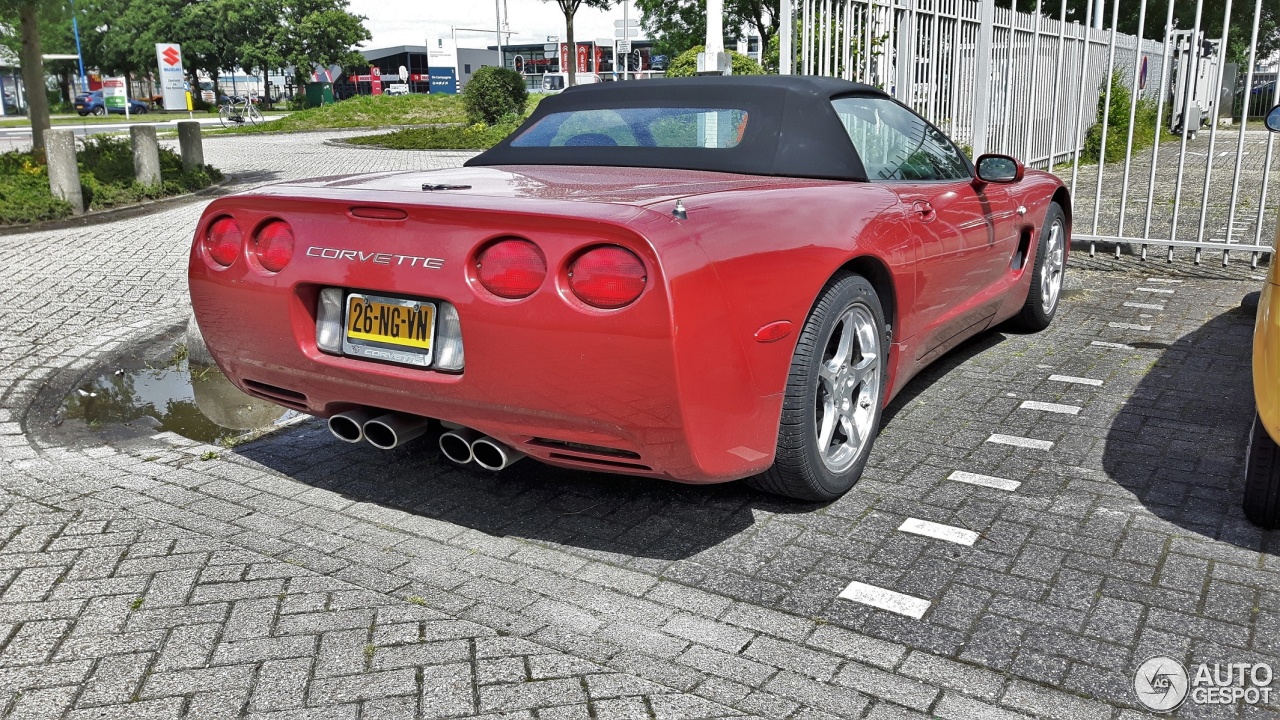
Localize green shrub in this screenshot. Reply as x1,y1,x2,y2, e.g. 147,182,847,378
0,153,73,225
665,45,765,78
1082,72,1160,164
0,135,223,226
463,66,528,125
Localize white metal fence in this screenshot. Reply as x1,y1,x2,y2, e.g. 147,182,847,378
791,0,1280,265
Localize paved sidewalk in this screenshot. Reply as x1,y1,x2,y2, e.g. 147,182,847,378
1,131,1277,719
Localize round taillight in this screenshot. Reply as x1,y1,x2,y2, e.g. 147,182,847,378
254,220,295,273
476,239,546,299
568,246,647,309
204,216,241,267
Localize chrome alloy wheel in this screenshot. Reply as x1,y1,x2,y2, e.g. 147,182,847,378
815,305,882,473
1041,219,1065,314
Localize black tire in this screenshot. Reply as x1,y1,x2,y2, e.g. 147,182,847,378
1244,412,1280,529
92,106,105,116
1012,202,1067,331
749,273,887,501
77,111,88,116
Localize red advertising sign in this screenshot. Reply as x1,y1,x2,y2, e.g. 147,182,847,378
594,45,603,72
577,44,588,73
369,65,382,95
560,43,569,72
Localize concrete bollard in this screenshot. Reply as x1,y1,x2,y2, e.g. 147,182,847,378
45,129,84,215
177,121,204,173
131,125,162,186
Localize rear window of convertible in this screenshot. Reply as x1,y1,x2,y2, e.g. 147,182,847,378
509,107,750,149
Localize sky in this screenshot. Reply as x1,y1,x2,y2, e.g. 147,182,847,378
347,0,644,51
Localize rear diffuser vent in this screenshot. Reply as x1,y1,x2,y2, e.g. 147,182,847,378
528,438,641,460
547,453,652,472
243,379,309,410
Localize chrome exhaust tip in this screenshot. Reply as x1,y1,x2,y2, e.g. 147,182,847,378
363,413,430,450
439,428,480,464
328,408,378,443
471,437,525,471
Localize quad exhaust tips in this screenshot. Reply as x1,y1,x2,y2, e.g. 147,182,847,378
363,413,431,450
439,429,525,470
471,437,525,471
439,428,481,465
328,408,379,443
330,409,521,470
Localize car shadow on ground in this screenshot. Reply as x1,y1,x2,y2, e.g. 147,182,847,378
1101,304,1278,553
233,327,1016,563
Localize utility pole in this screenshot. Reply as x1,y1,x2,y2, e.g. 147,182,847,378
70,0,88,93
780,0,792,74
622,0,629,81
702,0,726,73
1092,0,1104,29
495,0,504,68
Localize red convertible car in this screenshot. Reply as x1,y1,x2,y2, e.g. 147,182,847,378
188,76,1069,500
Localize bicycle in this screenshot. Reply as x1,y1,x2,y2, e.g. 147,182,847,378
218,94,263,128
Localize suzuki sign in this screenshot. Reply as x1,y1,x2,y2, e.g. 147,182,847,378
155,43,186,111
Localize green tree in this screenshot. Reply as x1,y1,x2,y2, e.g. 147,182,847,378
274,0,370,88
543,0,614,87
635,0,778,59
0,0,66,150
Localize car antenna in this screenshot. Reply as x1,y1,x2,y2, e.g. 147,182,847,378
672,199,687,220
422,183,472,191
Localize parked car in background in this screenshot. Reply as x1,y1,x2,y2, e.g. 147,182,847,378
1244,103,1280,529
74,90,149,116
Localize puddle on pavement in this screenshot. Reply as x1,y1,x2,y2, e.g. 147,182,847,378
59,337,297,445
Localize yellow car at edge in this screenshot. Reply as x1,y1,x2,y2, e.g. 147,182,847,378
1245,103,1280,528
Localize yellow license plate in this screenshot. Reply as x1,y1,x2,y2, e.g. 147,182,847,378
344,294,435,352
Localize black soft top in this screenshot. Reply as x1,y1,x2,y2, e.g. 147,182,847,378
465,75,888,181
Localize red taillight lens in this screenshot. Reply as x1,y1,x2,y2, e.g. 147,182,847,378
204,216,241,267
254,220,295,273
476,239,546,299
568,246,647,309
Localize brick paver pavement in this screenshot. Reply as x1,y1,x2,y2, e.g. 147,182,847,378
0,129,1277,718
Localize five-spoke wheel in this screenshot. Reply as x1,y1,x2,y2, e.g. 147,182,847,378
752,273,886,501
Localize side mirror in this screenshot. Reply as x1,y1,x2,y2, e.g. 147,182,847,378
1267,104,1280,133
975,154,1024,183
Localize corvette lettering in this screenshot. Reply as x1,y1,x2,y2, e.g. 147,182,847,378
306,246,444,269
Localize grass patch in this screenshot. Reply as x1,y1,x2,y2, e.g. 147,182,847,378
0,135,222,226
346,118,522,150
214,94,472,134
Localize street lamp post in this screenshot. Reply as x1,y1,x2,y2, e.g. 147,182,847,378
70,0,88,93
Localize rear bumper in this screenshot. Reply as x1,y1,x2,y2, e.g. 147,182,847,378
188,196,781,483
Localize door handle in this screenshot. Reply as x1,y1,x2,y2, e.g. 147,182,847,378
912,200,936,222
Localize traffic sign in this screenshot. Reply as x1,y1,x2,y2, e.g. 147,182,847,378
614,19,638,27
544,44,558,51
615,28,639,37
616,40,631,54
543,51,558,59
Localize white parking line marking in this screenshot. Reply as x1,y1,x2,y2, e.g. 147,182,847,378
898,518,979,546
1123,302,1164,310
1048,374,1103,387
986,434,1054,450
1135,288,1175,294
1144,278,1183,284
948,470,1022,491
1091,341,1135,350
838,581,931,619
1019,400,1081,415
1108,322,1151,331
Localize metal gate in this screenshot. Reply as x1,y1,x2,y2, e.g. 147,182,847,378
788,0,1280,265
